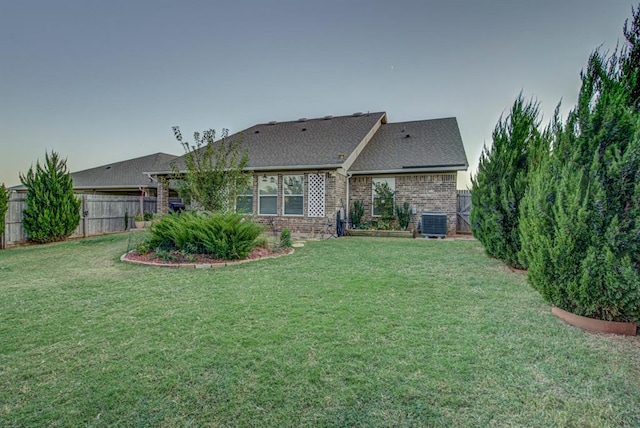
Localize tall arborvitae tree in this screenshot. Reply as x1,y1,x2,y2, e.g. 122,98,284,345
20,152,81,243
471,94,545,268
523,47,640,322
0,183,8,239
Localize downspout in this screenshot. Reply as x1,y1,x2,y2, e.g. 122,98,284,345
345,173,352,229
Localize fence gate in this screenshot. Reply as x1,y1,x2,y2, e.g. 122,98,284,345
457,190,472,234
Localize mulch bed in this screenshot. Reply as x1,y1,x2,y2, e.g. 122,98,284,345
123,246,292,267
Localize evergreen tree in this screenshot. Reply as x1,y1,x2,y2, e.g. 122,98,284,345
523,49,640,322
20,152,81,243
471,94,545,268
0,183,8,238
622,5,640,110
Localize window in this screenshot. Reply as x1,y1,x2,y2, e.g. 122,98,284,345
258,175,278,215
283,175,304,215
235,180,253,214
372,177,395,216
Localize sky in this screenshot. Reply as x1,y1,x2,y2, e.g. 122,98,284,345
0,0,636,189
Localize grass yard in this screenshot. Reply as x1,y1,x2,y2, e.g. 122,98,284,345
0,233,639,427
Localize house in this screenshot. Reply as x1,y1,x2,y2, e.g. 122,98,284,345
10,152,179,196
151,112,468,235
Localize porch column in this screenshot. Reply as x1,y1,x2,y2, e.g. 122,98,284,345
157,176,169,215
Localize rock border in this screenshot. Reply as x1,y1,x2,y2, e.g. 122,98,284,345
120,248,293,269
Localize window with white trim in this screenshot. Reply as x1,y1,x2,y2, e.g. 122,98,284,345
235,180,253,214
372,177,395,216
258,175,278,215
283,175,304,215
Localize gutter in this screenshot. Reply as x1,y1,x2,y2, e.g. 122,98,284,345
146,164,345,176
349,165,467,175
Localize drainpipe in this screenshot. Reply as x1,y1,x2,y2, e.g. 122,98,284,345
345,173,352,229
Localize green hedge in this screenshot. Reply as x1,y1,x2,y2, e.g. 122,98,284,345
144,211,264,260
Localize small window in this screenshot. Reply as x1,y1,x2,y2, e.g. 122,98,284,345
283,175,304,215
235,180,254,214
258,175,278,215
372,177,395,216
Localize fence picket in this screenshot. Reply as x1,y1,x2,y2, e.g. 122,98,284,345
2,194,157,247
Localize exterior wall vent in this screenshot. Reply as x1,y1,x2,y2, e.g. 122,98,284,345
421,212,447,238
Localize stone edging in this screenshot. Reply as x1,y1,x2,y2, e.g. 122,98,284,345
120,248,294,269
551,306,637,336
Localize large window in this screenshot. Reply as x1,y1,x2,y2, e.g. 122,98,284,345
283,175,304,215
372,177,395,216
235,180,254,214
258,175,278,215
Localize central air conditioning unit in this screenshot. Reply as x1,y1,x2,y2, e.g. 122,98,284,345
421,212,447,238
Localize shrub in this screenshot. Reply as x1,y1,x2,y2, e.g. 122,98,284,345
523,53,640,322
144,211,263,260
19,151,81,244
350,200,365,229
279,228,293,249
0,183,8,236
373,181,396,224
143,212,154,221
395,201,412,231
471,94,546,268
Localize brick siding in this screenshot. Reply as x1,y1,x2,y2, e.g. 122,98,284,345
349,173,458,235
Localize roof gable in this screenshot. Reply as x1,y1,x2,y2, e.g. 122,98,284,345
348,117,468,174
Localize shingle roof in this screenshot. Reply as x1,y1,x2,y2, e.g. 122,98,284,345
348,117,468,173
164,112,387,172
70,152,178,189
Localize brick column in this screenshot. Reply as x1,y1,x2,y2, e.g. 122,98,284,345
157,176,169,215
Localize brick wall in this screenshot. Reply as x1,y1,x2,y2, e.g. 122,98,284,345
349,173,458,235
251,171,346,237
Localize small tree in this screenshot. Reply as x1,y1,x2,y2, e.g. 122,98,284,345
0,183,8,240
373,181,395,228
171,127,250,213
19,151,81,243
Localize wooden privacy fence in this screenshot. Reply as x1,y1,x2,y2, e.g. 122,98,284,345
457,190,472,234
2,194,157,247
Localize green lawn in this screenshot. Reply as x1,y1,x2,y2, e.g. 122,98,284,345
0,233,639,427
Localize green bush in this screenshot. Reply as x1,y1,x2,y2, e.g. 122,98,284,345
0,183,8,235
350,200,365,229
521,14,640,323
373,181,396,224
144,211,263,260
19,151,81,244
395,201,412,231
279,228,293,249
471,95,546,268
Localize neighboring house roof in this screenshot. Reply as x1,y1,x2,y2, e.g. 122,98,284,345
71,152,178,190
163,112,388,173
349,117,469,174
10,152,178,191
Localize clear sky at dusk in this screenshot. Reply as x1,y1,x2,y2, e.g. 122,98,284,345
0,0,635,188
